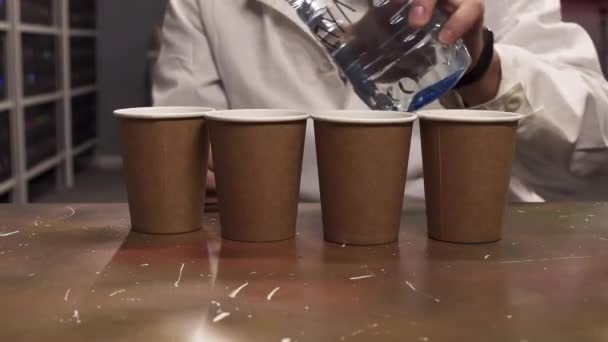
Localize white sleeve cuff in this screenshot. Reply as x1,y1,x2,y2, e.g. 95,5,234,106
441,44,535,115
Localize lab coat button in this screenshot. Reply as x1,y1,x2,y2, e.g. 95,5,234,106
505,96,523,112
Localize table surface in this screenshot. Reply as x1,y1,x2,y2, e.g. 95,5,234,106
1,202,607,342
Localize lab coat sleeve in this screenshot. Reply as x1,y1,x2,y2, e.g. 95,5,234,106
153,0,229,109
445,0,608,190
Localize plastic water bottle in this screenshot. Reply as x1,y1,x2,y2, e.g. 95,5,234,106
286,0,471,111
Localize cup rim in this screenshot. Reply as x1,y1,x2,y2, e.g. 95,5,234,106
417,110,526,123
204,109,310,123
311,110,418,124
114,106,215,119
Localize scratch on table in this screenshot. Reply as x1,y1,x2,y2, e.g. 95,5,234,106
64,207,76,219
405,281,417,291
64,288,71,302
500,256,592,264
124,298,142,302
0,231,19,237
212,312,230,323
140,263,150,267
349,275,375,280
600,238,608,241
73,310,81,324
351,329,365,336
406,280,441,303
267,287,281,301
281,338,292,342
484,254,491,260
174,263,185,287
228,282,249,299
109,289,126,297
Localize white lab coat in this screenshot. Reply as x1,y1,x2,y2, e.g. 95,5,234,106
153,0,608,202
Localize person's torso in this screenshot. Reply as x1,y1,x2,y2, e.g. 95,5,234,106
195,0,555,202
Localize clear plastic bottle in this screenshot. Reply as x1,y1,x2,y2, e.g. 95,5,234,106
286,0,471,111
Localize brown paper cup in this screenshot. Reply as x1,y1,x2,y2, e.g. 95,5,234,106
115,107,213,234
312,110,417,246
419,110,525,243
206,110,309,242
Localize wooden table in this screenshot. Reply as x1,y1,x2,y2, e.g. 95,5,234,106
1,203,607,341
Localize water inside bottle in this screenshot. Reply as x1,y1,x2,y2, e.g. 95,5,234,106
287,0,470,111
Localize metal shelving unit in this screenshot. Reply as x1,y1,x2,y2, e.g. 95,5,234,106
72,138,96,156
71,84,95,96
69,28,95,37
0,178,14,195
19,23,61,35
0,0,97,203
25,153,64,180
22,91,62,106
0,101,13,111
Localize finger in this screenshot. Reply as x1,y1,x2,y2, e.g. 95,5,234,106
409,0,437,28
438,0,484,44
